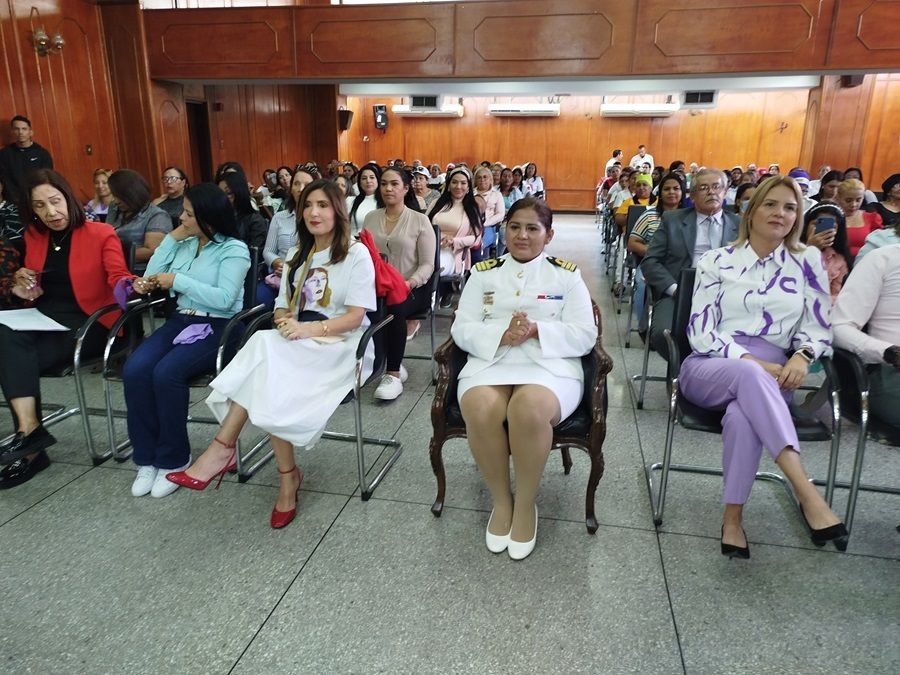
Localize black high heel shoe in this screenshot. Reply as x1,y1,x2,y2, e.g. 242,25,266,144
720,525,750,559
800,504,849,551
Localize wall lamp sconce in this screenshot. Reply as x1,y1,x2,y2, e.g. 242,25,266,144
30,8,64,57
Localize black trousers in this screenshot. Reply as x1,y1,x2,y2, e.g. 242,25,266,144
0,323,106,427
384,287,433,371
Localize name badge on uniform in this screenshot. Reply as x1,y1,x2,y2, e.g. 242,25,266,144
483,291,495,305
537,294,563,300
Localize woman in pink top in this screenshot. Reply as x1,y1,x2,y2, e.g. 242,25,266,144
801,202,851,299
473,166,505,259
838,179,883,258
428,167,483,308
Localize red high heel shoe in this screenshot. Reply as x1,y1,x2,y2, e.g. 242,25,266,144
166,437,237,491
270,465,303,529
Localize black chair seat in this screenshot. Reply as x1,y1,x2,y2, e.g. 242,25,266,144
678,393,832,440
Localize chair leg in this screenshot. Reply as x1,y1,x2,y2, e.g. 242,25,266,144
429,311,437,384
560,446,573,475
429,434,447,516
651,380,680,526
844,393,870,534
585,442,605,535
635,304,654,409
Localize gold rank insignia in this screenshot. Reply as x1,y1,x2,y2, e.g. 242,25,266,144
473,258,505,272
546,256,578,271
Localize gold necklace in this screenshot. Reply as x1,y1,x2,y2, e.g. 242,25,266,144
50,228,72,252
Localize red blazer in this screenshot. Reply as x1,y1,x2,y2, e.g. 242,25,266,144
24,220,133,329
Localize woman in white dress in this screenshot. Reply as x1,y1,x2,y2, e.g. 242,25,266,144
452,198,597,560
167,180,376,529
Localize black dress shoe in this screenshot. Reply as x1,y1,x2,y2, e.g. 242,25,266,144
721,525,750,559
0,450,51,489
800,504,849,552
0,426,56,465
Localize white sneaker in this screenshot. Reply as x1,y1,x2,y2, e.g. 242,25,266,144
131,466,158,496
374,374,403,401
399,364,408,383
151,461,190,498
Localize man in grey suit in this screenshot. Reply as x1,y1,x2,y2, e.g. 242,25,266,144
640,168,740,358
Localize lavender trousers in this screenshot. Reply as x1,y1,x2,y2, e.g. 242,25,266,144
680,335,799,505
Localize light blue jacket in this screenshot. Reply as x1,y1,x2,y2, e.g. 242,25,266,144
146,234,250,317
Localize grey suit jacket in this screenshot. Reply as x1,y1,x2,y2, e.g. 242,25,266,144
640,207,740,299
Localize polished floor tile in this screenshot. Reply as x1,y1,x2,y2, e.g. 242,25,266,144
1,215,896,674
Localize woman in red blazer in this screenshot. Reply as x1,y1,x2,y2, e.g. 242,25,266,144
0,169,133,488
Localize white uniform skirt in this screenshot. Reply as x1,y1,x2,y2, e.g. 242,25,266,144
206,328,374,448
457,361,583,420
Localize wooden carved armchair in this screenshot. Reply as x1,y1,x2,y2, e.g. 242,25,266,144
428,301,614,533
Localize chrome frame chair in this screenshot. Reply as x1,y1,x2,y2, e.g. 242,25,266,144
405,224,440,383
236,304,402,498
630,288,667,409
428,301,614,534
644,269,843,541
615,205,651,316
831,347,899,538
0,301,143,465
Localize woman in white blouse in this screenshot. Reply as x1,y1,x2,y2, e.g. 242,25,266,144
346,163,380,233
680,176,847,558
522,162,545,200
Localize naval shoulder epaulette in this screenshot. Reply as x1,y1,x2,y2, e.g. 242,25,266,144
546,256,577,271
473,258,505,272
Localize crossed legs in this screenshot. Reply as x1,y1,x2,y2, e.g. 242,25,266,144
460,384,560,543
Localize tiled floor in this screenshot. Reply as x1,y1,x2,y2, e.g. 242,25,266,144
1,215,897,674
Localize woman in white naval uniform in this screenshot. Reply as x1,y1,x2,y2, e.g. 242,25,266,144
451,198,597,560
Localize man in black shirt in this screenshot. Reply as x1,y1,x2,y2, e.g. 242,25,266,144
0,115,54,204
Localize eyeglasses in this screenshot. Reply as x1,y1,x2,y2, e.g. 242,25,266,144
694,183,724,194
162,176,183,183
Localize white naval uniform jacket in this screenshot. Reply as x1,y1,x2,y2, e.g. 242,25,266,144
450,252,597,381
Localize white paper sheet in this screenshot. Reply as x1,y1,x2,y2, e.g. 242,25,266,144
0,308,71,331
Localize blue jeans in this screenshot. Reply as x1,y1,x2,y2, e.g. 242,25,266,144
123,314,233,469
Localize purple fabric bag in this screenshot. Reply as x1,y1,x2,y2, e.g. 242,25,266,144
172,323,213,345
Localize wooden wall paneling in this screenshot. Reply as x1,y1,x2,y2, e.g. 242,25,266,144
144,8,295,80
341,91,818,212
827,0,900,70
101,3,158,186
3,0,119,201
306,83,340,169
295,3,454,78
808,75,876,174
453,0,635,77
859,74,900,188
151,80,194,184
632,0,836,74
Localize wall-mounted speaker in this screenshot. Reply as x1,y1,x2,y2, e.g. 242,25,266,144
338,109,354,131
373,104,388,130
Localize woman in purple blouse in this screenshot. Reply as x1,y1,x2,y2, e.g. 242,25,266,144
680,175,847,558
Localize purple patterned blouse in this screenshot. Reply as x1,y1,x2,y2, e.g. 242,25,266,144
688,241,833,360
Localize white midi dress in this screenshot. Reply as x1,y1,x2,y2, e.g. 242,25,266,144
206,242,376,447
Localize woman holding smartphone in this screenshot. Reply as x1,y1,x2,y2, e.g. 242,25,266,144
800,203,851,299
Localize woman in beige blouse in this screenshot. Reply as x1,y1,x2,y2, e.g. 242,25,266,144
364,166,436,401
473,166,505,259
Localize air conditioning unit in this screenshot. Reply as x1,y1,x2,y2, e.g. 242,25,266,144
600,102,680,117
682,90,717,109
391,96,464,118
488,103,561,117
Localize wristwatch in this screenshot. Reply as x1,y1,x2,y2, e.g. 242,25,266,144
794,346,816,364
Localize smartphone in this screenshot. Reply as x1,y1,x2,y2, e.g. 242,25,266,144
814,216,836,233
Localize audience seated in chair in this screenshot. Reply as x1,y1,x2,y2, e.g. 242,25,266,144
641,168,740,358
0,169,134,487
258,167,314,310
678,176,846,558
364,166,435,401
429,166,482,308
449,198,597,560
124,183,251,499
106,169,173,273
166,180,376,530
833,243,900,440
801,202,851,299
